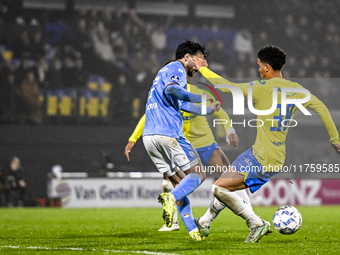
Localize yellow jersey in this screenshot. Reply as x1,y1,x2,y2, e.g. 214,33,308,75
129,84,233,149
199,67,339,170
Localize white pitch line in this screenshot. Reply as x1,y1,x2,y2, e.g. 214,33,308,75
0,245,179,255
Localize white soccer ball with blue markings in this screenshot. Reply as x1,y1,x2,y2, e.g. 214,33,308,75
272,205,302,235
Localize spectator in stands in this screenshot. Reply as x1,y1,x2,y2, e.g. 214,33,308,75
151,26,167,51
254,31,268,53
71,18,93,54
129,50,146,79
61,56,76,88
111,8,125,35
208,40,228,72
92,33,116,63
34,57,49,88
31,31,45,60
46,58,63,88
145,52,161,78
1,156,26,207
113,36,128,65
129,24,146,52
76,8,87,21
0,69,23,123
15,58,33,85
122,23,132,44
11,30,32,59
88,9,98,25
233,28,254,56
127,9,152,51
0,66,13,122
74,57,88,88
20,71,41,123
99,7,114,33
285,14,298,39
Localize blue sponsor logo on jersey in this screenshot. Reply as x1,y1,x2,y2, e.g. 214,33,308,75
272,141,285,146
259,80,266,85
170,75,180,83
180,111,196,121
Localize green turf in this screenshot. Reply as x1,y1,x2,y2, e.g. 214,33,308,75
0,206,339,254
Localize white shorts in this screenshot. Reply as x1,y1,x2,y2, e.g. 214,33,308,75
142,135,199,177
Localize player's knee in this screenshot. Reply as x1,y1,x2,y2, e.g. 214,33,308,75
212,184,218,197
213,179,233,191
212,184,231,200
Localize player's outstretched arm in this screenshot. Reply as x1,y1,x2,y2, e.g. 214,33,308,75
165,84,203,103
125,114,146,161
193,57,249,96
180,101,220,115
304,95,340,152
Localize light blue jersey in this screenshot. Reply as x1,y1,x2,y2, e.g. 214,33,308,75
143,61,187,138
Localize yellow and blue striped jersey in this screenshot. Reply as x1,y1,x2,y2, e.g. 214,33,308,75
199,67,339,170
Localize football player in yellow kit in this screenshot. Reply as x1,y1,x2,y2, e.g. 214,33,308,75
193,45,340,243
125,83,242,232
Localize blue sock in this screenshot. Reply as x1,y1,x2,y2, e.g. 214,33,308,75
170,173,202,202
177,196,197,232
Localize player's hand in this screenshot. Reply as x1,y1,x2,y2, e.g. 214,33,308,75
125,141,135,161
228,134,239,148
226,128,239,148
210,101,221,113
331,142,340,154
205,93,213,103
192,56,208,70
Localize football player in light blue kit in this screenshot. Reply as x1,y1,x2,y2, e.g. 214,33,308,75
142,41,220,241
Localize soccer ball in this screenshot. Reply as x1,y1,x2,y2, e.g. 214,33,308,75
272,205,302,235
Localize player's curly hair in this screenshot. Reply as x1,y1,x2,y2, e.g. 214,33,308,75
175,40,207,60
258,45,286,71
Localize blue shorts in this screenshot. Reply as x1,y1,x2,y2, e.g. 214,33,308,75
177,136,199,163
196,143,220,166
233,147,279,193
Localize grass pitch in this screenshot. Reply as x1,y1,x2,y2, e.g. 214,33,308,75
0,206,340,254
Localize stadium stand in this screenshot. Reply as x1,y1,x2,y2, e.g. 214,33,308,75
0,0,339,125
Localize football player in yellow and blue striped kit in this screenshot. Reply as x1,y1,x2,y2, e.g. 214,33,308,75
193,45,340,243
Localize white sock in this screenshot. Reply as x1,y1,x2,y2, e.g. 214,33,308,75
199,197,226,228
212,184,262,228
235,189,252,210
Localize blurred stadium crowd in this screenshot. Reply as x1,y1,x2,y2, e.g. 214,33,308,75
0,0,339,125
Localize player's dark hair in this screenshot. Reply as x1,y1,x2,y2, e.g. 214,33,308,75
257,45,286,71
175,40,207,60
